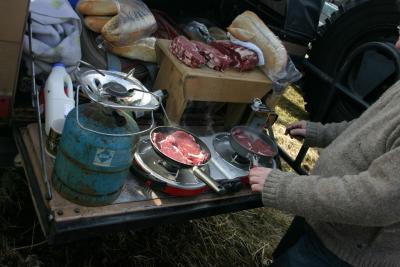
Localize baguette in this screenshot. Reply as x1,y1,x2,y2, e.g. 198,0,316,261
77,0,118,16
227,11,288,76
106,38,157,63
101,14,157,45
84,16,112,33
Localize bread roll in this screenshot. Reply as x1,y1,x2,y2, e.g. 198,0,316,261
101,14,157,45
106,38,157,63
227,11,288,76
84,16,112,33
77,0,118,16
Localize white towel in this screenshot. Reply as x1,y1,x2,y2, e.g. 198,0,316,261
23,0,82,74
228,33,265,66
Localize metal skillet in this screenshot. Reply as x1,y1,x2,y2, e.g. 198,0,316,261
150,126,226,194
229,125,278,167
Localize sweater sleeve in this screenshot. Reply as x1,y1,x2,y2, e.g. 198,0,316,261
262,144,400,227
304,120,353,148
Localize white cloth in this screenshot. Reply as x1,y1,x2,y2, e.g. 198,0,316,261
228,33,265,66
23,0,82,74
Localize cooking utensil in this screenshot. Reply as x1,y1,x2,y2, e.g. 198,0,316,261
150,126,226,194
229,126,278,167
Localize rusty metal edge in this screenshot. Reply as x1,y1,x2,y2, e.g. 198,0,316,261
13,126,52,238
50,193,263,245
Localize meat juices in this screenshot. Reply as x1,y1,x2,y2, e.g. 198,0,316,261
152,130,210,165
232,129,275,156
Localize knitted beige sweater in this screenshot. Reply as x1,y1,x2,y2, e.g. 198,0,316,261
262,81,400,267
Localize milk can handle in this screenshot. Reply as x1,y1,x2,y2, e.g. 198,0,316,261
75,85,156,137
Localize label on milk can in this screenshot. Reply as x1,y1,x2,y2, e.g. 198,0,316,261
93,148,116,167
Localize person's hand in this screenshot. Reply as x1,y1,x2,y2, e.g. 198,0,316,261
285,120,307,140
396,35,400,50
249,167,272,192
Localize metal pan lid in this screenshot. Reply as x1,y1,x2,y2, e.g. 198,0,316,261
77,70,160,111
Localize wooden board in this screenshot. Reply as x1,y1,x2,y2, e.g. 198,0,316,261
22,124,256,224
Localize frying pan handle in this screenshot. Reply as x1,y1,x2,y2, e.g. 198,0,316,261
250,155,260,169
193,166,226,195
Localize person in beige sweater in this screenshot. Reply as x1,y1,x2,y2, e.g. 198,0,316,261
249,68,400,265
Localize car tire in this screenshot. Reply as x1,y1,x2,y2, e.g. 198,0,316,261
303,0,400,122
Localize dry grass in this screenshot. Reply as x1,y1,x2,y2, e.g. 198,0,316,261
0,86,318,267
273,86,320,172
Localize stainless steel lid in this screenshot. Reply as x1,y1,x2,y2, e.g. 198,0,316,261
77,70,159,111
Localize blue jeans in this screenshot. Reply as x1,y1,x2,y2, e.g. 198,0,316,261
270,226,352,267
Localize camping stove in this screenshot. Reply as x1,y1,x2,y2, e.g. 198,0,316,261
130,132,276,196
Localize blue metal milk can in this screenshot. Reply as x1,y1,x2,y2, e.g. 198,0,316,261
53,103,139,206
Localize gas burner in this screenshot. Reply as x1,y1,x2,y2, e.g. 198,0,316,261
231,153,251,165
133,138,210,190
157,159,179,174
103,82,131,97
213,133,251,169
212,133,273,169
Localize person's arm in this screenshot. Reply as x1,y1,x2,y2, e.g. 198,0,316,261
304,120,354,148
260,140,400,227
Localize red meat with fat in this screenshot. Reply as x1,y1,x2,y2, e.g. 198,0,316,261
152,130,209,165
252,139,275,156
170,36,206,68
233,129,275,156
210,41,258,71
192,41,231,71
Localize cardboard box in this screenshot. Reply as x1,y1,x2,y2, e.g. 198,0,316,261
0,0,30,43
0,0,30,121
154,39,273,124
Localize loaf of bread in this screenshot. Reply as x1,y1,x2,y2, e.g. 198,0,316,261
227,11,288,76
84,16,112,33
101,13,157,45
106,37,157,63
77,0,118,16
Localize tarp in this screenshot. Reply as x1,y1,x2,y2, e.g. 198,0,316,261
23,0,82,74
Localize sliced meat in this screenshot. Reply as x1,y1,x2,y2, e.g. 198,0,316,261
252,139,275,156
152,130,209,165
233,129,275,156
159,143,186,163
210,41,258,71
210,41,241,68
170,36,206,68
192,41,231,71
152,132,166,144
233,129,253,150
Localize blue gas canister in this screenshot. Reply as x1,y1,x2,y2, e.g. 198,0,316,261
52,103,139,206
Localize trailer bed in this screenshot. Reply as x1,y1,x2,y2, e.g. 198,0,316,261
14,123,262,244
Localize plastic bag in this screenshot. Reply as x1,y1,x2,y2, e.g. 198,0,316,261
105,37,157,62
264,58,302,108
269,58,302,94
101,0,157,46
183,21,215,43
